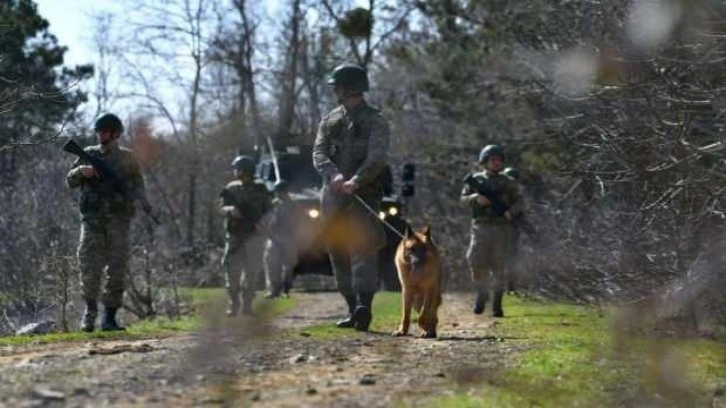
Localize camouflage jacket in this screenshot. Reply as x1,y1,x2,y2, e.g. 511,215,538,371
460,170,524,224
66,143,145,221
312,101,390,200
219,179,272,236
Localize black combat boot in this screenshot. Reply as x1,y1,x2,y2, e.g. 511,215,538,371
240,291,254,316
80,300,98,333
226,289,240,317
282,278,293,298
336,293,358,328
473,288,488,315
101,307,125,331
264,283,283,299
353,292,374,332
492,290,505,318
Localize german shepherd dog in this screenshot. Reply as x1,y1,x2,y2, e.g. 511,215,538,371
392,225,443,339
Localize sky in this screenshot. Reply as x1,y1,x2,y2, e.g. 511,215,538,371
34,0,369,131
36,0,121,67
34,0,286,130
35,0,287,66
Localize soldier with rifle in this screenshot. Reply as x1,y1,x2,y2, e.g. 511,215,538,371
65,113,149,332
460,144,524,317
219,155,272,316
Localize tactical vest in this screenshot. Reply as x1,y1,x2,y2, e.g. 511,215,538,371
470,172,513,223
78,147,136,218
221,181,271,235
323,104,384,198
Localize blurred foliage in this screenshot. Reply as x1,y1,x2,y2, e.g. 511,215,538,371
0,0,92,146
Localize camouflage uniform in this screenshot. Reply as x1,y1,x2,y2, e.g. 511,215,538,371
219,179,272,314
262,196,298,297
66,144,144,311
313,101,390,327
460,170,523,315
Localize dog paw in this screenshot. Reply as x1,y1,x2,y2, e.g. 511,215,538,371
420,331,437,339
392,330,407,337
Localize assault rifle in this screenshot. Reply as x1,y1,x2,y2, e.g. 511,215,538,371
462,173,536,238
63,138,160,225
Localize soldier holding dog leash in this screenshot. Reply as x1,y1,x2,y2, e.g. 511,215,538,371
313,63,390,332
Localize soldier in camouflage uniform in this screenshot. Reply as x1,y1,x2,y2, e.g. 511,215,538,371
219,155,272,316
460,145,523,318
66,113,144,332
313,63,390,332
262,180,298,299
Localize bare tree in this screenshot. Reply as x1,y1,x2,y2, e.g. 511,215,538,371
276,0,303,145
124,0,216,247
209,0,264,146
319,0,415,68
90,12,118,116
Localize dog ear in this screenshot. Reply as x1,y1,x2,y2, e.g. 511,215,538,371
404,223,414,240
419,224,431,242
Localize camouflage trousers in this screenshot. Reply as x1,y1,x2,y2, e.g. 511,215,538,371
222,233,266,300
77,217,131,309
321,188,385,296
466,222,517,293
263,239,298,292
330,251,379,296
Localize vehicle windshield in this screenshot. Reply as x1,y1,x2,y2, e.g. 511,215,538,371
258,152,322,192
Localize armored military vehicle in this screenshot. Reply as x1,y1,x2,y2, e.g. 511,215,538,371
253,145,414,291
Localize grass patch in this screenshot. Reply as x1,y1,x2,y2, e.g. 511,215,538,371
0,289,296,348
0,318,197,348
298,291,401,339
433,295,726,407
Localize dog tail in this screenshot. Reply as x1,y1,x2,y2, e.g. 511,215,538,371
413,295,423,313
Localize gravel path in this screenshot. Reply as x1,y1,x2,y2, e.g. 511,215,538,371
0,292,526,407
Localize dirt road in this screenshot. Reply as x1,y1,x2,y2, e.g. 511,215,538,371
0,292,525,407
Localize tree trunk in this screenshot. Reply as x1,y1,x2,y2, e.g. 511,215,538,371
278,0,303,145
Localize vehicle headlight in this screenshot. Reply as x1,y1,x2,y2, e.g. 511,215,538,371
378,211,386,220
308,209,320,219
388,206,399,216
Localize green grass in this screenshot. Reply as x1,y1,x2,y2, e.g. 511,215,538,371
433,295,726,407
297,290,401,339
4,290,724,407
0,289,296,347
0,318,198,347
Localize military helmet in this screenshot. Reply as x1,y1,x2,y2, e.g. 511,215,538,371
231,155,256,175
273,179,289,193
503,167,521,180
94,113,124,134
478,144,505,164
327,63,369,93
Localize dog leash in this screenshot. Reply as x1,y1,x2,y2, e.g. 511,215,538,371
353,194,406,239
